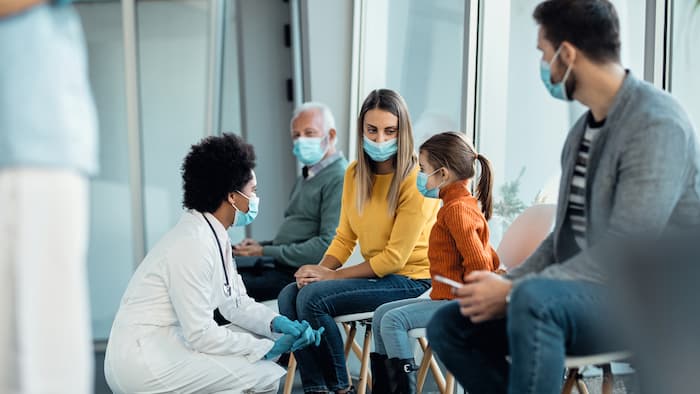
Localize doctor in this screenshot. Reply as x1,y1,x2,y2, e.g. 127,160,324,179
104,133,322,394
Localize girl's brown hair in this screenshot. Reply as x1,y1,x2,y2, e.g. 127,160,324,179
419,132,494,220
355,89,417,215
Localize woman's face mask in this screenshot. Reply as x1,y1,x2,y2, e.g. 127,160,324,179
231,191,259,227
363,136,398,162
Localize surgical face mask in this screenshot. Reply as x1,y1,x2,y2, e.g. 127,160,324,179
416,168,444,199
231,191,259,227
540,46,573,101
293,136,327,166
363,136,398,162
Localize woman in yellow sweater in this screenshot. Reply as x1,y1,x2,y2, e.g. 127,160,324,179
370,132,500,393
277,89,439,394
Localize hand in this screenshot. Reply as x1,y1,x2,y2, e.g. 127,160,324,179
454,271,512,323
291,321,325,351
294,265,337,288
263,334,296,360
271,316,303,336
233,239,263,256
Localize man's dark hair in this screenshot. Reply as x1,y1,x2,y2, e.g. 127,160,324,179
181,133,256,213
534,0,621,63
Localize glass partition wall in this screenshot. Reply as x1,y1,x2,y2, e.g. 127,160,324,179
75,0,241,340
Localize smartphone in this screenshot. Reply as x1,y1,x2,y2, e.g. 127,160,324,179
433,275,463,289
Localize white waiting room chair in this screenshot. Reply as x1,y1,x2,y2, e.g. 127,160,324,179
284,311,374,394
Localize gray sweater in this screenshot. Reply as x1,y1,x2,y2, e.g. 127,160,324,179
506,72,700,285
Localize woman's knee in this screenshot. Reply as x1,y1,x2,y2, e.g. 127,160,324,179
295,282,332,319
277,282,299,318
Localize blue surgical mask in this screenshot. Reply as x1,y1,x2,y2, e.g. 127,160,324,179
363,136,398,162
539,46,573,101
416,168,443,199
232,191,259,227
293,136,327,166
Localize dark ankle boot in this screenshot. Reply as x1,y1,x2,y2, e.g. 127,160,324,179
389,358,417,394
370,352,394,393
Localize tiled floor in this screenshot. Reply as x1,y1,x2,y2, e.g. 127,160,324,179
94,350,638,394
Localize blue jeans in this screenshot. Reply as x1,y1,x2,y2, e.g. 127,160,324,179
373,298,448,359
277,276,430,393
427,278,615,394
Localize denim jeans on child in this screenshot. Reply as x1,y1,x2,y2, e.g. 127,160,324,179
427,278,616,394
373,298,448,359
277,275,430,392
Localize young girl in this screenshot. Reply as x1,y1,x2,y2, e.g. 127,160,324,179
370,132,500,393
277,89,440,394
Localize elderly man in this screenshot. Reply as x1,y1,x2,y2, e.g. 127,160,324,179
427,1,700,393
233,102,348,302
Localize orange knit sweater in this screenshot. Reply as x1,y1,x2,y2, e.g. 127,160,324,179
428,180,500,300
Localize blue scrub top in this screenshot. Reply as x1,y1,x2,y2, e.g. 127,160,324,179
0,2,98,176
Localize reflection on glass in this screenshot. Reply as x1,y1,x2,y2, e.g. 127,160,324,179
137,0,212,249
361,0,465,143
477,0,645,245
671,1,700,133
76,2,135,340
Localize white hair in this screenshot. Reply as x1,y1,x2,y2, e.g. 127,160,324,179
290,102,336,135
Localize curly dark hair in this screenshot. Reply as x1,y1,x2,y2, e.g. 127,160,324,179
181,133,256,213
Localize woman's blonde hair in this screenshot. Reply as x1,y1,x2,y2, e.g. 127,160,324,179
355,89,417,215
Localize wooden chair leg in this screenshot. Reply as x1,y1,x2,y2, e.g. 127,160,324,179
416,339,431,394
428,348,447,393
283,353,297,394
343,322,357,359
576,377,590,394
601,363,613,394
561,368,578,394
357,325,372,394
444,372,454,394
342,322,357,385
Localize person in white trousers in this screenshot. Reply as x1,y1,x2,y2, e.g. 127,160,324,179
0,1,98,393
104,134,322,394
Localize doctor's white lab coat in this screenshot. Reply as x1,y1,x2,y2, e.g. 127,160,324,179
104,210,285,394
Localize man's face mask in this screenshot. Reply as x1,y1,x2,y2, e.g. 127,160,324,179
293,135,328,166
540,45,575,101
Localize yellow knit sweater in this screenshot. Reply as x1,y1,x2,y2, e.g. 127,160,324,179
325,162,440,279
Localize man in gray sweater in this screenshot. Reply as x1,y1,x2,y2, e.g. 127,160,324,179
233,103,347,302
427,1,700,393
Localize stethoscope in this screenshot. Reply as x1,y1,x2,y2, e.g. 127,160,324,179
202,213,240,306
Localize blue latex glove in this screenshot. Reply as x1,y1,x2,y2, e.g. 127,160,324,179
263,333,296,360
271,316,303,336
291,321,325,351
313,326,325,346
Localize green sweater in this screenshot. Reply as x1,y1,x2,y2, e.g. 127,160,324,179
263,155,348,268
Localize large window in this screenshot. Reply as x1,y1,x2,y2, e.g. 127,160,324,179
670,0,700,132
76,2,136,340
358,0,467,145
76,0,242,340
476,0,646,243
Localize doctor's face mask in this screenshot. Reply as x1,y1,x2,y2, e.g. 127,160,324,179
230,191,259,227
